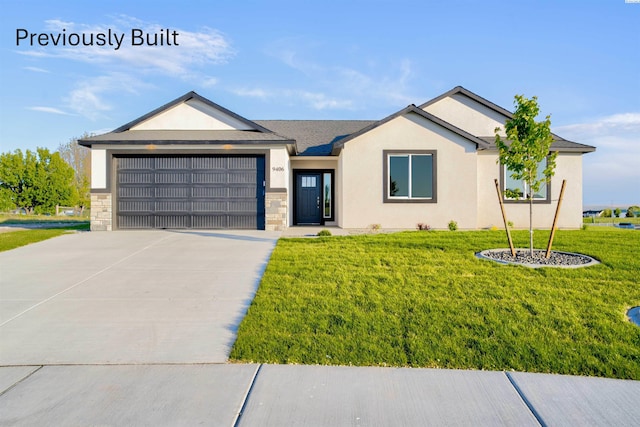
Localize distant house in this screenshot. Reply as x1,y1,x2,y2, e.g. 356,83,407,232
583,210,602,217
79,86,595,231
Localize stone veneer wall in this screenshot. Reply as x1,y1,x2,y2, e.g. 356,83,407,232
90,193,112,231
265,191,287,231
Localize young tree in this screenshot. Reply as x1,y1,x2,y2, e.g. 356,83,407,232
495,95,558,255
614,207,621,218
58,134,91,212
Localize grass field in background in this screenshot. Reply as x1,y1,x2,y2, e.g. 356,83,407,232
0,224,89,252
583,216,640,224
231,228,640,379
0,213,89,225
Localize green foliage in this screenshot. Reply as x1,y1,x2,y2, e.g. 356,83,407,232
601,209,612,218
495,95,557,254
317,229,332,237
0,148,77,214
448,220,458,231
231,230,640,379
628,206,640,218
614,208,622,218
58,135,91,210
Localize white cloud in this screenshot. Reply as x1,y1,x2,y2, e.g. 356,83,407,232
64,73,153,120
264,41,417,110
557,113,640,205
18,16,233,78
231,86,352,111
27,106,72,115
24,66,49,73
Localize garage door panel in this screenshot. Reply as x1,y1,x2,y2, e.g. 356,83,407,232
120,157,153,169
119,187,153,198
155,215,191,229
118,215,154,229
155,187,190,198
192,172,227,184
155,172,190,184
119,172,153,184
116,155,264,230
119,200,154,213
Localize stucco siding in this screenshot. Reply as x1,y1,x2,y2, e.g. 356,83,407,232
339,114,478,229
90,149,107,189
131,99,253,131
477,152,584,229
422,93,506,136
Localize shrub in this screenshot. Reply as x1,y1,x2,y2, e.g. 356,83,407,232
317,229,332,237
507,220,514,228
448,220,458,231
369,224,381,233
601,209,612,218
417,223,431,231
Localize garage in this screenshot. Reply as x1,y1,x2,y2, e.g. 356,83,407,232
116,155,265,230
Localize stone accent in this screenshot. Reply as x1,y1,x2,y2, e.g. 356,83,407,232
265,191,287,231
90,193,112,231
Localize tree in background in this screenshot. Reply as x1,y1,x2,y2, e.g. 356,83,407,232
58,134,91,212
628,206,640,218
0,148,77,214
614,207,621,218
495,95,557,256
601,209,612,218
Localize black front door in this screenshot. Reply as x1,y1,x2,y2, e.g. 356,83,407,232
296,173,322,224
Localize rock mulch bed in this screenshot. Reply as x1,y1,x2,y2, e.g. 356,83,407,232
476,249,600,268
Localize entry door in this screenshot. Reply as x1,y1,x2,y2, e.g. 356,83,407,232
296,173,322,224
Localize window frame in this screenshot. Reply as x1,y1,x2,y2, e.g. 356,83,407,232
383,150,437,204
500,157,552,204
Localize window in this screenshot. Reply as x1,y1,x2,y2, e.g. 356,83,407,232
323,172,332,218
502,158,550,202
383,150,437,203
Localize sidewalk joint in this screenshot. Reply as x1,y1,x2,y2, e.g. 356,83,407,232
505,371,547,427
0,365,43,398
232,363,262,427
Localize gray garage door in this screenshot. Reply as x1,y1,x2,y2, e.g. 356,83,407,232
116,155,265,230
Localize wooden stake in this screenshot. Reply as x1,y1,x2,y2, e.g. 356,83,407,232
494,179,516,256
546,179,567,258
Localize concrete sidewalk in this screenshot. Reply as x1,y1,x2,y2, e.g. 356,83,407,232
1,363,638,426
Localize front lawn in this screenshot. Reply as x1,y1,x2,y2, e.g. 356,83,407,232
0,224,89,252
231,228,640,379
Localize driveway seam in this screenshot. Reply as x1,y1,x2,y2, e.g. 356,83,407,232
505,371,546,427
232,363,263,427
0,365,43,397
0,233,176,327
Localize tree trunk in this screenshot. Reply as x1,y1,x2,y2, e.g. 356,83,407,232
529,196,534,256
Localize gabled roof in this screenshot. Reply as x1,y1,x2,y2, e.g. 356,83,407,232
420,86,596,153
477,136,596,153
79,92,293,147
330,104,490,155
419,85,514,119
113,91,272,133
255,120,375,156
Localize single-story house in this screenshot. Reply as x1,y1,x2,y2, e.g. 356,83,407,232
79,86,595,231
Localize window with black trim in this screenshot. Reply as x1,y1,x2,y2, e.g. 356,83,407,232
502,157,550,203
383,150,437,203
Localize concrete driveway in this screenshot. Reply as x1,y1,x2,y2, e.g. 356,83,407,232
0,229,280,365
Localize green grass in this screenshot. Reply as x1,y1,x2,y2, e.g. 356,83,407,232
231,228,640,379
0,224,89,252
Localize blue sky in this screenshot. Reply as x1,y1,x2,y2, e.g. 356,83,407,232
1,0,638,206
